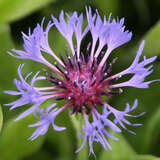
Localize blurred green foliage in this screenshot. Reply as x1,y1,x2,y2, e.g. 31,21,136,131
0,114,44,160
71,114,88,160
143,106,160,154
0,0,160,160
99,131,135,160
0,0,53,23
143,21,160,56
0,105,3,132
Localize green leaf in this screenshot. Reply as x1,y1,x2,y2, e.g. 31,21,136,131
0,24,18,105
46,110,76,160
70,114,88,160
99,131,135,160
98,131,160,160
143,21,160,56
0,113,44,160
42,0,86,15
101,154,160,160
95,0,119,17
0,0,53,23
23,149,53,160
0,105,3,132
127,155,160,160
44,99,76,160
142,105,160,154
0,24,21,120
0,24,13,49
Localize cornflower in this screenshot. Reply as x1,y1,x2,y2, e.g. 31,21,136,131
4,7,158,155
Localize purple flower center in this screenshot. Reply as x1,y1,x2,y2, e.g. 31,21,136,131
46,45,119,113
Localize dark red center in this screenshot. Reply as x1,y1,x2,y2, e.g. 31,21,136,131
46,48,120,114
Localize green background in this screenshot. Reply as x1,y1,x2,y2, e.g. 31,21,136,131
0,0,160,160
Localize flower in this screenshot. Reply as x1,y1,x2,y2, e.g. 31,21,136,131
5,7,158,156
28,103,68,140
4,64,62,121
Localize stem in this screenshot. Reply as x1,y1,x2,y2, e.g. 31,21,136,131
55,101,72,115
48,49,65,67
40,92,65,101
98,48,112,70
94,42,104,58
103,68,130,83
90,39,97,63
43,59,63,76
77,41,81,60
70,113,88,160
36,86,58,91
110,82,129,88
69,40,75,56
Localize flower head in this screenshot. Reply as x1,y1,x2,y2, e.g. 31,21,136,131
5,7,158,156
